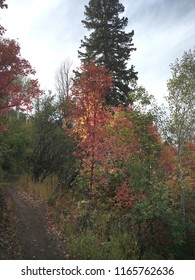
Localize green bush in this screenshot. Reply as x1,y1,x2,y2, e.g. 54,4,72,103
65,228,139,260
64,209,140,259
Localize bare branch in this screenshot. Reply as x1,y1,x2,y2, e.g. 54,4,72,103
55,58,73,102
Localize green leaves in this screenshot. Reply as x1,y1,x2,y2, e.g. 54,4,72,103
167,47,195,145
0,114,32,176
31,95,78,188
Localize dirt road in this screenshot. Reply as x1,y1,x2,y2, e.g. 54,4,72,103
6,185,67,260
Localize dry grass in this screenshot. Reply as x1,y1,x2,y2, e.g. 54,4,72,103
17,174,77,228
18,174,57,202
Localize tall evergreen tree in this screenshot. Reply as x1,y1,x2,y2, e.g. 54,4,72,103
78,0,137,106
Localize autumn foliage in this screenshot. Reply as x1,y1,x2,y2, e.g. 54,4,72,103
1,0,194,258
60,62,195,259
66,64,112,196
66,64,179,214
0,26,41,119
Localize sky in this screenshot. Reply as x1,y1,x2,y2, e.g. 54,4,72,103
1,0,195,104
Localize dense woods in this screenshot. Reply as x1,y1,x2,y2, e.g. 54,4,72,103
0,0,195,260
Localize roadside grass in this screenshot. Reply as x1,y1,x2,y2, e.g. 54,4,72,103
18,174,56,202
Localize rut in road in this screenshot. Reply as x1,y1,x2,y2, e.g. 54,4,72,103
7,185,67,260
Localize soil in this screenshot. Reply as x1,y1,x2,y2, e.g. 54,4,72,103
3,184,68,260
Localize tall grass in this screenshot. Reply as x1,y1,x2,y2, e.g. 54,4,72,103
18,174,57,202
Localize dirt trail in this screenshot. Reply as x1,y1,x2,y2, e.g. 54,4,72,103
6,185,67,260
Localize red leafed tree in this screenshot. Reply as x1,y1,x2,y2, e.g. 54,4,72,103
183,137,195,181
68,66,142,208
115,181,134,209
0,27,41,117
69,63,113,195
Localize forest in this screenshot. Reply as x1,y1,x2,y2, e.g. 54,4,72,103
0,0,195,260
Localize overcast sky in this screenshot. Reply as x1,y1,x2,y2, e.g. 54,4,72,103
1,0,195,104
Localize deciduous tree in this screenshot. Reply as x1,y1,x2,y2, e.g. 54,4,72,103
0,29,41,116
55,58,73,102
68,63,112,196
166,47,195,227
31,95,78,190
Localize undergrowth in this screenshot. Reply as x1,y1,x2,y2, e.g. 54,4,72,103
17,175,141,259
18,174,57,202
17,174,195,260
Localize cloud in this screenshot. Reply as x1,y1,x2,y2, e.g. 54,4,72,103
1,0,195,101
1,0,82,90
125,0,195,102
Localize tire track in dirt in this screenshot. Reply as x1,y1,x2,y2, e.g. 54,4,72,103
6,185,67,260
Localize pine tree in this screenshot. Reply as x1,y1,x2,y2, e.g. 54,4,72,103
78,0,137,106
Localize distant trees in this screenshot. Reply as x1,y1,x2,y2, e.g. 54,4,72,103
78,0,137,106
55,59,73,102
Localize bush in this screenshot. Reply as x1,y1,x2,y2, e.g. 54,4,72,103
63,209,139,259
